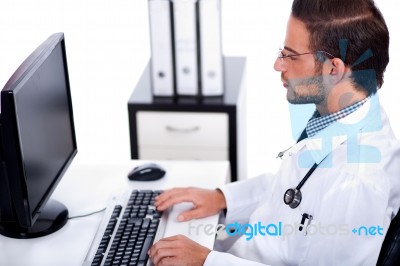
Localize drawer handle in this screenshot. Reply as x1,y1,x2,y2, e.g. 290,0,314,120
165,125,200,133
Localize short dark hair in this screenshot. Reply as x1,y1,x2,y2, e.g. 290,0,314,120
292,0,389,95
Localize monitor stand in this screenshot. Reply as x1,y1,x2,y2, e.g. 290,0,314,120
0,199,68,239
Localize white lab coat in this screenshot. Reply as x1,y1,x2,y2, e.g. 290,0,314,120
204,95,400,266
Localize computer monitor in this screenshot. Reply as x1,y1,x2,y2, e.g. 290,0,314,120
0,32,77,239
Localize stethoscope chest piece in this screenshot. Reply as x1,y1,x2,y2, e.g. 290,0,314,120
283,162,318,209
284,188,302,209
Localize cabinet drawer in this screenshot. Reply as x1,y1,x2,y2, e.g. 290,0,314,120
137,111,228,148
139,147,228,160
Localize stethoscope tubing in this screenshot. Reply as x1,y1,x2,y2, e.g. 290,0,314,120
295,163,318,190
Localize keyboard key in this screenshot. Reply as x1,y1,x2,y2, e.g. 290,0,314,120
138,237,154,264
141,218,150,230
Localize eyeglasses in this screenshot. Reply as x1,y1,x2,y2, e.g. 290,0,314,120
277,48,335,66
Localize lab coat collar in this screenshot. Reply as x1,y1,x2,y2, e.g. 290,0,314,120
285,94,382,165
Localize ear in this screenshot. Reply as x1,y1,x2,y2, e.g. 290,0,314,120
328,58,347,80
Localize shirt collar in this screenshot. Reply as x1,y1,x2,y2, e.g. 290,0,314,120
306,97,369,138
284,94,381,166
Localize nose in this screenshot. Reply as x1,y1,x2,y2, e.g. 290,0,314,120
274,58,285,72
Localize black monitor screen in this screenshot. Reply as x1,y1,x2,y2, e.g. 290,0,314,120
15,40,75,214
0,32,77,238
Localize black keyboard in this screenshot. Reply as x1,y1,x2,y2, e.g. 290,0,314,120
90,190,163,266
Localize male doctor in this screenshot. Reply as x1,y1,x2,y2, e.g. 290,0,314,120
149,0,400,265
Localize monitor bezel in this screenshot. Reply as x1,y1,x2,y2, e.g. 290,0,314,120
0,32,77,228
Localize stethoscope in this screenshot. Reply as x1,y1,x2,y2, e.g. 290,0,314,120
283,162,318,209
281,128,320,209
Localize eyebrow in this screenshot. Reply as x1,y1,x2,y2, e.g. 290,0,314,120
283,46,301,54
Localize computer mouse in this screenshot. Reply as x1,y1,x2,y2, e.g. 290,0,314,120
127,163,166,181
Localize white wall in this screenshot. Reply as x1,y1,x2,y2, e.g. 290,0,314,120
0,0,398,178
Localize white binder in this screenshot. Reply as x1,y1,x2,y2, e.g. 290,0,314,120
199,0,224,96
148,0,175,96
172,0,199,96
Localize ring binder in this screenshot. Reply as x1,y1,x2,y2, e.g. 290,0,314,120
199,0,224,96
172,0,199,96
148,0,175,96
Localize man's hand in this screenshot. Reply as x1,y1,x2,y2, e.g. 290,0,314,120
148,235,211,266
155,187,226,222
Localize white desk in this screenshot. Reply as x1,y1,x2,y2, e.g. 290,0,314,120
0,160,230,266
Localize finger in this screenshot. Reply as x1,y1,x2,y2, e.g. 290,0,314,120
149,236,183,258
150,247,177,266
156,192,196,211
156,187,189,199
155,188,188,206
158,256,179,266
178,208,208,222
149,236,190,266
